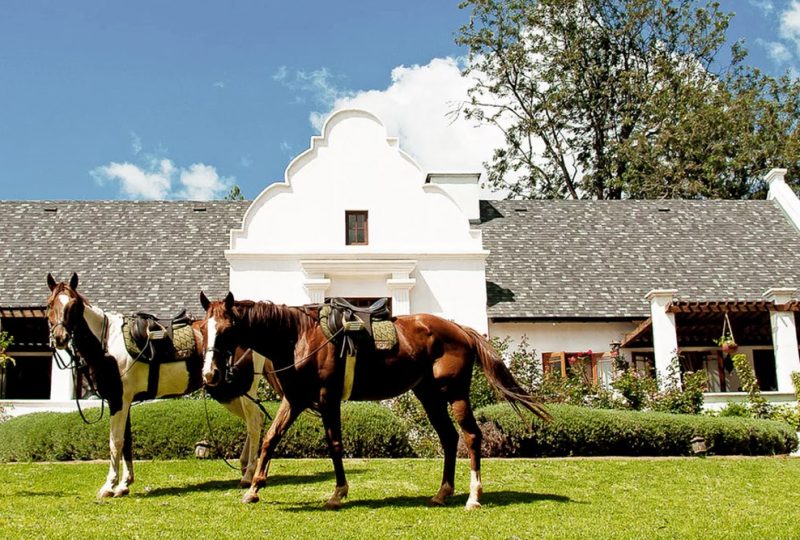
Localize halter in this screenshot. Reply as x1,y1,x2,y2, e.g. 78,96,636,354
48,309,110,424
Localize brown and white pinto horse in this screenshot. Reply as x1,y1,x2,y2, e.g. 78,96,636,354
200,292,550,510
46,273,270,498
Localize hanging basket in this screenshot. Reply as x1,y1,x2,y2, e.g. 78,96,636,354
716,313,738,354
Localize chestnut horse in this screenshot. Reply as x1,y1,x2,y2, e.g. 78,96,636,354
46,273,272,498
200,292,549,510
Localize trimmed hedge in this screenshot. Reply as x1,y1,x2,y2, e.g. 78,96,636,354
476,403,800,457
1,400,796,462
0,399,413,462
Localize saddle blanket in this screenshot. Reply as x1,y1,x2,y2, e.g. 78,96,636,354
121,318,196,363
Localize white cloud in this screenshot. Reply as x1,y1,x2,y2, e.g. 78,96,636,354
177,163,233,200
780,1,800,55
274,66,349,107
92,158,232,200
756,38,793,63
748,0,774,15
130,132,142,155
309,57,507,196
92,159,174,199
212,81,225,89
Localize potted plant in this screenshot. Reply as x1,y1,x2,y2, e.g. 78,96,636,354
715,313,738,354
714,334,738,355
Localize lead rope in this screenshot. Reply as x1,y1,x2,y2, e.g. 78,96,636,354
201,387,241,471
53,343,106,425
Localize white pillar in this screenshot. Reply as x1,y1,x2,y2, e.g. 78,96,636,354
303,277,331,304
387,275,415,316
49,352,75,400
764,288,800,394
766,168,800,231
645,289,679,389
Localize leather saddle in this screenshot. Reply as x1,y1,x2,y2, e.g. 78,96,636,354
130,310,192,363
327,298,391,340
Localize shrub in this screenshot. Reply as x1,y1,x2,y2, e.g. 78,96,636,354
0,399,413,462
475,403,798,457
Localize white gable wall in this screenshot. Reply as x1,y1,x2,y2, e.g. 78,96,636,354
227,109,489,332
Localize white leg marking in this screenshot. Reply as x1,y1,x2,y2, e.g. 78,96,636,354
465,470,483,510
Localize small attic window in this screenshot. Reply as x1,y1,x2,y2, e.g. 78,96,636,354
192,207,207,212
345,211,368,245
43,207,58,213
514,208,528,212
657,207,670,213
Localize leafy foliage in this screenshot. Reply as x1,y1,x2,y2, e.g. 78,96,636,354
476,402,798,457
457,0,800,199
0,400,413,462
224,184,245,200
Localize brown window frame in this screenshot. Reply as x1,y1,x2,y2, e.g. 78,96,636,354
345,210,368,246
542,351,607,384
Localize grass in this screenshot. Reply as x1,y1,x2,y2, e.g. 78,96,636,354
1,457,799,539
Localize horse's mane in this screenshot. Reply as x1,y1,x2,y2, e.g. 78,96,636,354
233,300,318,336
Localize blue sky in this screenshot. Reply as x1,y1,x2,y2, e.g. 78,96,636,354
0,1,798,200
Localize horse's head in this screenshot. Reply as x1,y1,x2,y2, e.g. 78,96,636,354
46,272,86,349
199,290,237,387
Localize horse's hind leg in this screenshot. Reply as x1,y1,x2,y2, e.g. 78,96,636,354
320,400,348,510
414,387,458,506
242,397,303,504
451,399,483,510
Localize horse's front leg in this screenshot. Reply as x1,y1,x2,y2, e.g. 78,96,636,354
239,395,266,487
320,400,348,510
98,401,131,499
115,408,135,497
242,397,302,504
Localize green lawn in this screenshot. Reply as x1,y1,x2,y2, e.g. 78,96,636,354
1,458,798,539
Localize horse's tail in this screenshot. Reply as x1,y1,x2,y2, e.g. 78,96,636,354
462,326,551,424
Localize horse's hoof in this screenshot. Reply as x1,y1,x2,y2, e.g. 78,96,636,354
97,489,115,499
241,492,260,504
324,499,343,510
113,487,130,498
465,500,482,511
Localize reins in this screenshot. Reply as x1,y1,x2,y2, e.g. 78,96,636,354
261,326,345,375
53,340,106,425
51,314,110,425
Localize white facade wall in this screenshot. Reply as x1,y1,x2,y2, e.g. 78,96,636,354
490,321,636,358
226,109,489,332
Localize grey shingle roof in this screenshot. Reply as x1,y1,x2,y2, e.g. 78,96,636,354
0,201,248,318
3,198,800,322
478,199,800,320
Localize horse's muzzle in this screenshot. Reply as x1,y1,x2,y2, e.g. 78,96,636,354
203,368,221,387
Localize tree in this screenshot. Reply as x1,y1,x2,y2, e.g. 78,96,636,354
457,0,799,199
224,185,246,201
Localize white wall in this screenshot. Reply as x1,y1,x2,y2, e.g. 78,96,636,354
490,321,636,357
227,109,488,330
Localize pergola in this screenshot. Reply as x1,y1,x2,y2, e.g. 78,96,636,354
622,290,800,396
621,300,800,349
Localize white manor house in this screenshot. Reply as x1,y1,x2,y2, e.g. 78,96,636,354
2,109,800,415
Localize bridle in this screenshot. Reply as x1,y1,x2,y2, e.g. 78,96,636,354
47,294,109,424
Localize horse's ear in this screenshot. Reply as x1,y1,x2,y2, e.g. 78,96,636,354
47,273,57,291
224,292,235,312
69,273,79,290
200,291,210,312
